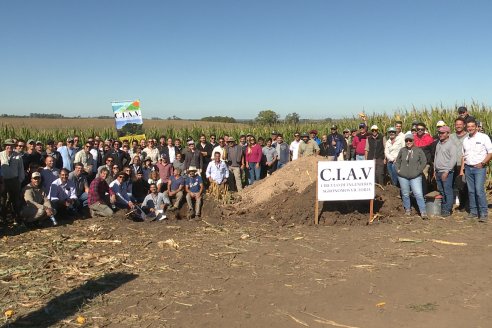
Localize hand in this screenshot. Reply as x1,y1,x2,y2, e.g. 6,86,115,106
441,172,448,182
255,163,260,169
459,170,464,176
46,208,54,216
110,195,116,203
128,201,135,209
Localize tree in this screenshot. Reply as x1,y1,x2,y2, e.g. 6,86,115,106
255,110,280,126
284,112,300,125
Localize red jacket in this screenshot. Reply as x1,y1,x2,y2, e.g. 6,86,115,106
413,133,433,148
352,133,368,155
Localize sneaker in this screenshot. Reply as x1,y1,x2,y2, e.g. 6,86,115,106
405,210,411,216
478,217,488,223
157,214,167,221
467,213,477,219
421,214,429,220
50,216,58,226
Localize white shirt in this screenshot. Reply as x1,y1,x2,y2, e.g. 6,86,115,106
48,178,77,201
384,137,404,162
212,145,226,162
462,132,492,165
206,160,229,184
290,140,301,160
167,146,176,164
90,148,99,173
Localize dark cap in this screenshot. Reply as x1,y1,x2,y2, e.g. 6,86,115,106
27,139,35,145
358,123,366,128
271,131,278,135
330,125,338,130
136,168,144,175
458,106,467,113
309,129,318,135
301,132,309,138
46,140,55,145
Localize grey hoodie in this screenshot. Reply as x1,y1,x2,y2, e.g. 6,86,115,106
395,146,427,179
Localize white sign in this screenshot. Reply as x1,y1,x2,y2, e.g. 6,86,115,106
317,160,375,201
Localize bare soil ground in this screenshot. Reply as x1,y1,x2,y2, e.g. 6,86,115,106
1,158,492,327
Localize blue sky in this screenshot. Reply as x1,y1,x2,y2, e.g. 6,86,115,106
1,0,491,119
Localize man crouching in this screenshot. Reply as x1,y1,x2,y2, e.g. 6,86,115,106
22,171,57,226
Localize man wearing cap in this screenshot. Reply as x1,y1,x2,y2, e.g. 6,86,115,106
225,137,244,192
459,119,492,222
23,139,43,171
58,137,77,171
41,140,63,169
413,123,434,192
342,128,352,160
365,125,386,185
0,139,25,220
309,130,321,145
352,123,369,161
185,166,204,218
385,127,404,186
458,106,474,123
183,140,202,174
21,171,57,226
434,125,458,217
298,133,320,157
289,132,301,161
327,125,344,161
271,131,279,147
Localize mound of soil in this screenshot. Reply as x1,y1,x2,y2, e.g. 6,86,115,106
233,157,405,225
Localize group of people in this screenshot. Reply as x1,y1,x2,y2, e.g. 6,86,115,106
1,106,490,227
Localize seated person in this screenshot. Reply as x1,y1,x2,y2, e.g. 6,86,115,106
68,162,89,212
166,167,185,209
48,168,78,217
141,183,170,221
88,167,116,217
185,166,204,218
21,172,57,226
132,169,150,203
109,171,135,209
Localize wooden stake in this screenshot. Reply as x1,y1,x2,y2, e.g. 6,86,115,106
369,198,374,224
315,165,319,225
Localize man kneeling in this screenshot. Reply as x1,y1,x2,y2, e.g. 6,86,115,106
88,167,116,217
22,172,57,226
185,166,204,218
142,183,170,221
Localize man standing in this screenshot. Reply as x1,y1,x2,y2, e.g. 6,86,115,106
212,137,227,162
161,138,177,164
275,134,290,169
342,128,352,160
185,166,204,218
41,140,63,169
365,125,386,185
143,139,160,164
458,106,475,123
289,132,301,161
309,130,321,145
327,125,344,160
58,137,77,171
88,167,115,217
450,117,468,210
298,133,320,157
23,139,42,171
395,120,405,144
459,120,492,222
262,138,277,176
0,139,25,220
197,134,213,177
413,123,434,192
225,137,244,192
384,127,404,186
352,123,369,160
434,126,458,217
21,171,57,226
183,141,202,174
74,142,94,175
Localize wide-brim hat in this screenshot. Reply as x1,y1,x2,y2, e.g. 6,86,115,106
3,139,16,146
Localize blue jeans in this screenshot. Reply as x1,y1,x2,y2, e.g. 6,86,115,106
387,162,399,187
248,162,261,185
356,154,365,161
464,165,488,218
277,162,287,170
436,171,454,215
398,175,426,214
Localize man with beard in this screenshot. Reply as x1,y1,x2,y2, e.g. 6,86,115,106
298,133,320,157
450,117,468,210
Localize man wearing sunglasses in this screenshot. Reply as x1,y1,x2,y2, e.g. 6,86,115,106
58,137,77,171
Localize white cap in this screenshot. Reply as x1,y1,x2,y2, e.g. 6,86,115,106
370,125,379,130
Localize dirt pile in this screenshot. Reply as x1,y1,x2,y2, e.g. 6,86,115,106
239,156,319,208
233,157,404,225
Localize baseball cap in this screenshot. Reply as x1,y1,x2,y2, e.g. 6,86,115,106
32,172,41,178
27,139,35,145
370,125,379,131
458,106,467,113
436,120,446,127
359,123,366,128
404,133,414,140
330,125,338,130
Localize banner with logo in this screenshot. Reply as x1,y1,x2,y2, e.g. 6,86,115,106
317,160,375,201
111,100,145,141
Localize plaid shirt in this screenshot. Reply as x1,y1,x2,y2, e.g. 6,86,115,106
88,177,114,206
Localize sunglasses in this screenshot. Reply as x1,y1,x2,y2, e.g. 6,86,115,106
405,139,414,142
417,128,425,131
438,131,447,134
388,131,396,134
33,177,41,180
371,129,378,132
